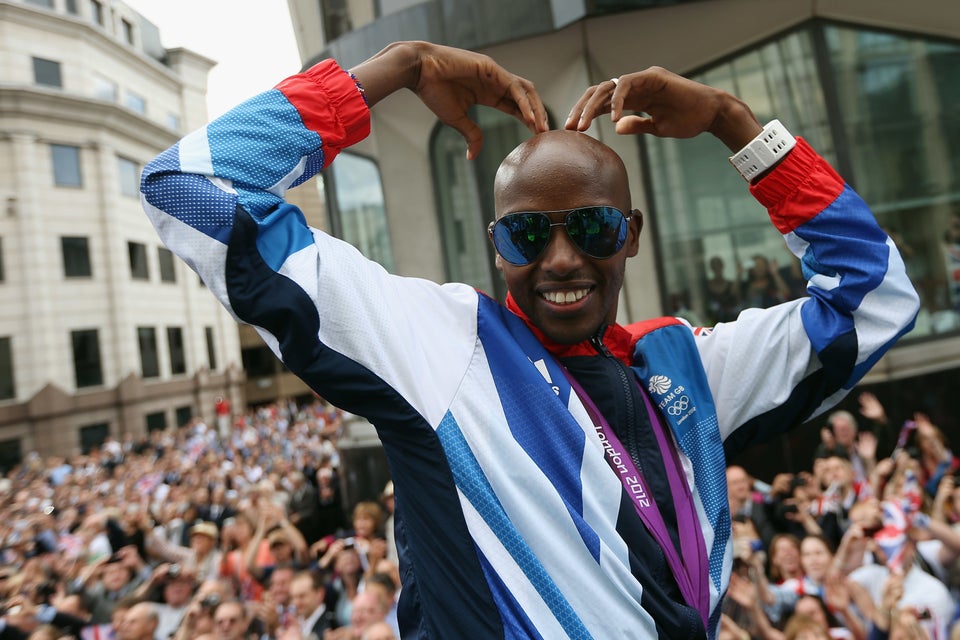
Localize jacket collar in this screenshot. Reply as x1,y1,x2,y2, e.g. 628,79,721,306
505,293,634,365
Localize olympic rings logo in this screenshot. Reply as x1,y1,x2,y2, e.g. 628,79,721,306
666,396,690,416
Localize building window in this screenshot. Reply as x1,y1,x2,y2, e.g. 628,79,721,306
158,247,176,282
644,23,960,341
128,241,149,280
62,236,92,278
205,326,217,370
51,144,82,187
71,329,103,388
324,152,394,272
167,327,186,375
166,113,181,131
242,345,279,377
0,337,14,401
93,75,117,102
118,156,139,197
65,0,78,15
32,57,62,88
90,0,104,25
430,108,531,298
175,405,193,428
121,18,134,44
145,411,166,432
0,439,22,474
0,237,4,282
79,423,109,454
137,327,159,378
125,91,146,114
25,0,54,7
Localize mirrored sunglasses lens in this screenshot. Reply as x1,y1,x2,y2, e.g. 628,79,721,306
494,213,551,265
567,207,626,258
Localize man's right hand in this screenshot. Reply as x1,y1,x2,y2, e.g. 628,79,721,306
351,41,548,160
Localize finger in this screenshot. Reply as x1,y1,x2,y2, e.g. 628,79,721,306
447,115,483,160
577,80,617,131
614,114,657,136
565,86,598,130
508,79,548,134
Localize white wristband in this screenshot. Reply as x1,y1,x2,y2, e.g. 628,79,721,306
728,119,796,182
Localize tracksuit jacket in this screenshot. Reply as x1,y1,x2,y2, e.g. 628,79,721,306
140,59,920,639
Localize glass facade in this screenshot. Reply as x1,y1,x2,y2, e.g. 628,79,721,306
431,107,532,298
327,152,394,271
644,23,960,340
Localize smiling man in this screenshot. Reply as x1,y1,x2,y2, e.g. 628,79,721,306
142,40,918,639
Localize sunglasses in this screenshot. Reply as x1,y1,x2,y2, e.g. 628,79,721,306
488,206,632,266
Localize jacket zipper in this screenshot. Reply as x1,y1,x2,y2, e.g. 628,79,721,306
589,327,641,471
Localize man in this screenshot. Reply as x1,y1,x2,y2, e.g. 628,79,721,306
115,602,159,640
726,465,775,549
815,409,876,482
142,41,918,638
211,600,248,640
288,571,336,639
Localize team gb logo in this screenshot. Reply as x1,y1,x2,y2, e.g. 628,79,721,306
648,375,671,395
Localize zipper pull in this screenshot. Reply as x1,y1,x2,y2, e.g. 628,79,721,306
590,325,613,358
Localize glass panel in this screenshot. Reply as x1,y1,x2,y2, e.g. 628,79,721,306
66,0,78,15
145,411,166,431
167,327,186,375
91,0,104,25
0,439,22,474
51,144,82,187
0,337,14,400
121,18,134,44
125,91,146,114
138,327,159,378
62,236,92,278
94,75,117,102
176,406,193,428
33,57,61,88
128,242,149,280
430,107,530,298
118,156,139,197
824,26,960,337
71,329,103,388
329,152,394,271
79,423,108,453
205,327,217,370
646,30,824,325
158,247,176,282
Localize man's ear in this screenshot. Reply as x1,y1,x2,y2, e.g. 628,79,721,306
625,209,643,258
495,253,504,272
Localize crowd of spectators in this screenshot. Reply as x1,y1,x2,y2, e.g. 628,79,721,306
0,399,400,640
1,389,958,640
722,391,960,640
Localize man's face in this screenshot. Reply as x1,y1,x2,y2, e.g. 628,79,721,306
726,467,751,501
831,416,856,447
494,133,640,345
289,575,322,618
102,562,130,592
213,602,246,640
268,567,294,605
163,576,195,607
116,604,157,640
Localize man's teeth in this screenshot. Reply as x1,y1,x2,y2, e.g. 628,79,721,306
543,289,588,304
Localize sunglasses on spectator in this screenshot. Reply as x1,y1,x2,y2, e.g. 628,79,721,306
488,206,633,266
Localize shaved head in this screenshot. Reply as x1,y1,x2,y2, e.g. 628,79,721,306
494,131,631,216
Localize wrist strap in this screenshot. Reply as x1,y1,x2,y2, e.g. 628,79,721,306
728,119,796,181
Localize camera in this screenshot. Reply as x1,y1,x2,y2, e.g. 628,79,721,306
168,564,182,578
342,537,355,549
200,593,222,609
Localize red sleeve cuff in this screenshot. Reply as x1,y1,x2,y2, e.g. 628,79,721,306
749,138,846,234
275,60,371,167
